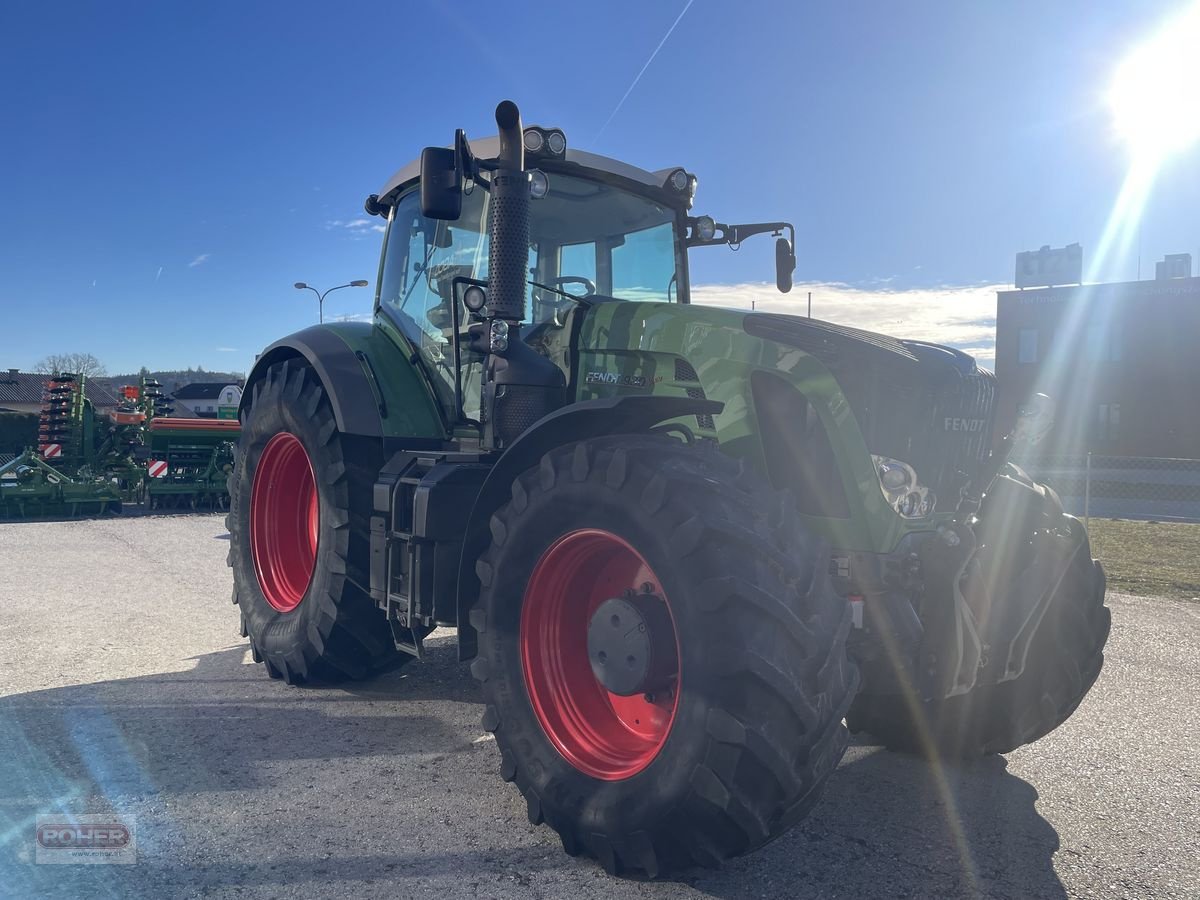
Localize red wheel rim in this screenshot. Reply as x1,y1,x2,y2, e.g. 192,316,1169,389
250,432,318,613
521,529,680,781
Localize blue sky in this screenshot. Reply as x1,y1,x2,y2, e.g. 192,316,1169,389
1,1,1197,374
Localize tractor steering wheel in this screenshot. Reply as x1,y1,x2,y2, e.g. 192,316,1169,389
551,276,596,298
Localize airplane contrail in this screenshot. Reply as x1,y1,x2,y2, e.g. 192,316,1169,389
594,0,696,142
155,266,163,283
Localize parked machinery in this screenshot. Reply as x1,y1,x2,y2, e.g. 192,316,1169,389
37,373,87,466
0,449,123,517
0,374,122,518
142,416,239,510
93,383,149,498
1,373,240,518
98,375,239,511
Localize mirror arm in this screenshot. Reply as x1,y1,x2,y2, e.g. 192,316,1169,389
455,129,472,178
453,130,497,191
726,221,793,244
686,219,796,248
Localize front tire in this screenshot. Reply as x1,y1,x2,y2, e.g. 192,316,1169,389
848,479,1111,757
970,537,1109,754
472,436,857,876
227,359,403,684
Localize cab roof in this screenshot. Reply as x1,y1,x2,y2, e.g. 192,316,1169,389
375,133,686,207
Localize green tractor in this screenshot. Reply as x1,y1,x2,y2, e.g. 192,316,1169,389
227,101,1110,876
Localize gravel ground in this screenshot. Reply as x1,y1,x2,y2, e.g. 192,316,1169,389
0,514,1196,899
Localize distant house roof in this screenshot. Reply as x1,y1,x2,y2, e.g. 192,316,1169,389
173,382,241,401
0,371,119,407
87,383,119,407
159,401,197,419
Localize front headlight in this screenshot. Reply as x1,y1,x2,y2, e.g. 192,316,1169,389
871,454,936,518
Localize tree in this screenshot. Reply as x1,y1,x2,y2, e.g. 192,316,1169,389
33,352,108,378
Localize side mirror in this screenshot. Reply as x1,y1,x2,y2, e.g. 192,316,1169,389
420,147,462,221
775,236,796,293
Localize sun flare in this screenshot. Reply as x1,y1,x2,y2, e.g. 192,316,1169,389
1108,3,1200,162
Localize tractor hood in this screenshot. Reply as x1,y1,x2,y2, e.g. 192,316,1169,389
740,310,998,507
578,301,997,533
743,312,985,381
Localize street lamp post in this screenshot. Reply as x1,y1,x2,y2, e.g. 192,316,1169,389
294,280,369,324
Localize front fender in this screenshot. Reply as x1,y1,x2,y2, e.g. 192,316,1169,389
454,394,723,660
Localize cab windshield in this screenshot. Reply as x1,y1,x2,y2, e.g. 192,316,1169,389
377,172,683,420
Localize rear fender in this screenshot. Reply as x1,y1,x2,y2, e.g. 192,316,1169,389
454,394,723,660
241,323,445,443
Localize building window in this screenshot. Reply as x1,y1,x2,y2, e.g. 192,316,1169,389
1088,322,1122,362
1097,403,1120,442
1018,329,1039,364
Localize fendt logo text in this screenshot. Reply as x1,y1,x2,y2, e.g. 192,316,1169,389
37,824,131,850
943,417,985,433
585,371,648,388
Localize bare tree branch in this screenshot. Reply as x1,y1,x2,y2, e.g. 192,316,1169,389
32,352,108,378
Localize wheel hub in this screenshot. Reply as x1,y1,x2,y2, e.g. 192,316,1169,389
520,529,681,781
249,432,318,613
587,592,677,696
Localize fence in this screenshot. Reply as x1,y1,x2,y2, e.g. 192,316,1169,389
1010,453,1200,525
1010,452,1200,600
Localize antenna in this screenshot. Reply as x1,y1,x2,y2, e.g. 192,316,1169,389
1137,222,1142,280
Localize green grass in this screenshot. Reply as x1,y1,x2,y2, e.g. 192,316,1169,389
1085,518,1200,601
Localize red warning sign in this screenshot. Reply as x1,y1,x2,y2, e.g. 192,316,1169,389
147,460,168,478
42,443,62,459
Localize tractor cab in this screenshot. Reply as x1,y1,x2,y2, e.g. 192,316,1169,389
365,127,795,437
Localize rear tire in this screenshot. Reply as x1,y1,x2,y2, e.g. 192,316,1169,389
472,435,858,876
227,359,404,684
848,481,1111,757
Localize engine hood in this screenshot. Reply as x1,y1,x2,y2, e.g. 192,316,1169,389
743,312,986,380
739,310,998,503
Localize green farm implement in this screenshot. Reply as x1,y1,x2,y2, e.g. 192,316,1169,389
142,417,238,510
0,372,126,518
0,448,121,518
1,373,240,518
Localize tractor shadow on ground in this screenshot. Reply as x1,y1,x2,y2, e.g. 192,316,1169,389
360,637,1067,897
0,641,470,806
680,743,1067,899
0,637,1064,898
